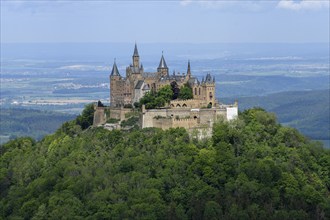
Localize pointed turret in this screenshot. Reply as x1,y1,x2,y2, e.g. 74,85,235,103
157,51,169,76
132,43,140,68
110,59,120,76
158,52,168,69
187,60,191,77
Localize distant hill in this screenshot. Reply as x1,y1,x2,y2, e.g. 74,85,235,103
222,89,330,139
0,108,76,144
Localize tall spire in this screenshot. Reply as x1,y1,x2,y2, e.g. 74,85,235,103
133,42,139,57
110,59,120,76
187,60,191,77
132,43,140,68
158,51,168,69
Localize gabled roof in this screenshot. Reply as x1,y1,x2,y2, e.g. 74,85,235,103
158,53,168,69
111,60,120,76
142,84,150,90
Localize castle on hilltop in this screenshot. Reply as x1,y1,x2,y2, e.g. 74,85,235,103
93,44,238,137
110,43,215,108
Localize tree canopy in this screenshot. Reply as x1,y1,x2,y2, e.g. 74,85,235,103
178,84,193,100
139,83,193,109
1,108,329,219
139,85,173,109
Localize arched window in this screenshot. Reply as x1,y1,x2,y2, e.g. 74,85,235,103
194,88,197,95
209,92,213,99
199,88,201,95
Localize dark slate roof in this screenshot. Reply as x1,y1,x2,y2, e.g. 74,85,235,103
142,72,158,78
188,77,199,85
135,80,144,89
133,43,139,56
205,73,213,82
111,60,120,76
158,54,168,69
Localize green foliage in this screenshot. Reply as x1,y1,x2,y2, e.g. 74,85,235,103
140,85,174,109
120,117,139,128
1,108,330,219
106,118,120,123
75,103,95,130
178,84,193,100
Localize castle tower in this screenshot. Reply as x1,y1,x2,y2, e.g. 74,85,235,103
110,59,124,107
132,43,140,68
203,73,215,107
157,52,169,77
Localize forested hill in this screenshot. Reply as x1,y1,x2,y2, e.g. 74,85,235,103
1,108,330,219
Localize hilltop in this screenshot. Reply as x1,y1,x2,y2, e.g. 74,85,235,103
1,107,329,219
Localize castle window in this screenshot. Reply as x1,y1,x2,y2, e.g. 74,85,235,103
199,88,201,95
209,92,213,99
194,88,197,95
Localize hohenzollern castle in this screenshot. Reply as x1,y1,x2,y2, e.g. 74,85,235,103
93,44,238,137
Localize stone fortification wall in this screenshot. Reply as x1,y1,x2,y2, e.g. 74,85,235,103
110,107,133,121
141,104,238,130
93,107,106,126
141,108,168,128
172,118,198,128
153,118,172,130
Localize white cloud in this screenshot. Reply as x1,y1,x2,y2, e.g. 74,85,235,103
277,0,330,11
180,0,270,11
180,0,193,6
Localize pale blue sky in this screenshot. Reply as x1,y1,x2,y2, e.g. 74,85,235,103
1,0,329,43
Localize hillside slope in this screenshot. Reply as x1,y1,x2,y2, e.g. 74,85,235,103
0,108,76,144
222,89,330,139
1,108,329,219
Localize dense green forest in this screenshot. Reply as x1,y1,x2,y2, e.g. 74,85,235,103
222,89,330,139
1,107,329,219
0,108,76,144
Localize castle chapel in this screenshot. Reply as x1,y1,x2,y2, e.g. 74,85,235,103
110,43,216,108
